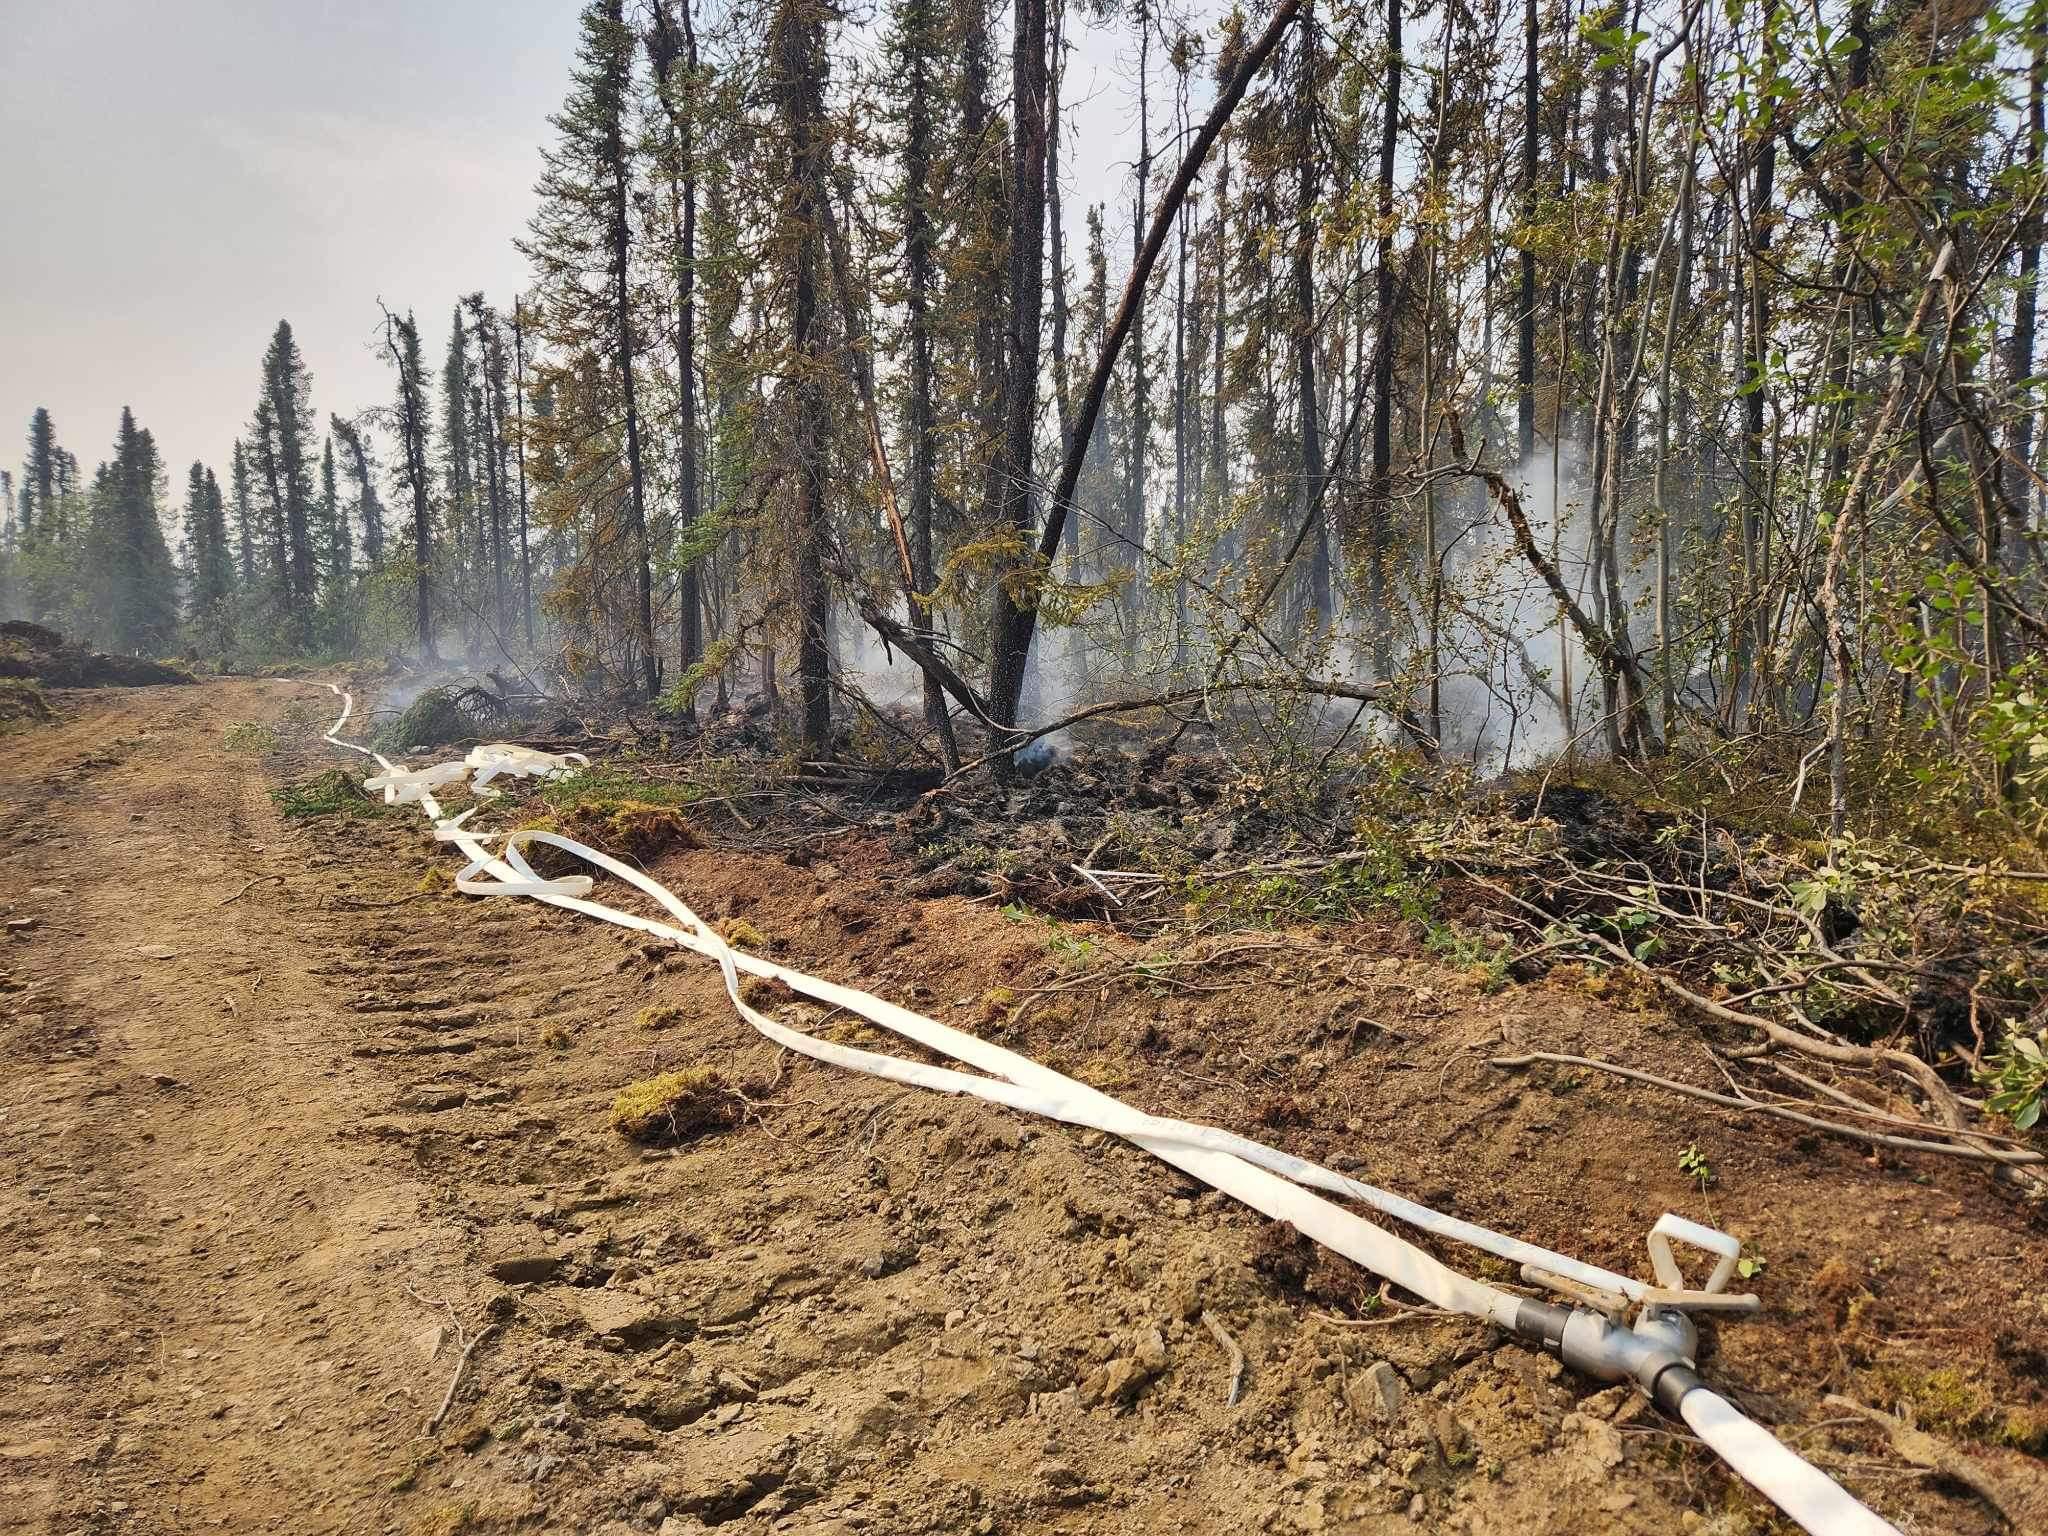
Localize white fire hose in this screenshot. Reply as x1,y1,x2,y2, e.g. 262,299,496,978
312,684,1897,1535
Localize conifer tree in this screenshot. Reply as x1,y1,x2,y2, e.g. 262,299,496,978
91,408,178,653
23,408,57,541
228,440,256,587
464,294,513,637
380,305,438,661
524,0,657,697
770,0,834,748
317,435,352,589
258,321,318,635
647,0,705,710
441,305,477,620
886,0,956,757
330,416,386,566
183,460,235,625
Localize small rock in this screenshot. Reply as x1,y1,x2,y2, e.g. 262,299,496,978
6,917,39,933
1407,1494,1426,1522
482,1224,560,1285
714,1369,758,1403
944,1309,967,1329
399,1084,468,1112
1364,1360,1405,1423
1131,1327,1168,1375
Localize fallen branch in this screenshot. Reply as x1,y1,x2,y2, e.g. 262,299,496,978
426,1321,497,1435
1824,1393,2028,1527
940,674,1399,783
1490,1050,2039,1165
1201,1310,1246,1407
220,874,283,906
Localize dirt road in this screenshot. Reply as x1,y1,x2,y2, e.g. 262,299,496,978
1,681,2040,1535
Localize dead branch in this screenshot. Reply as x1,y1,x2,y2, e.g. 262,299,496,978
426,1321,497,1435
1490,1050,2039,1165
1201,1311,1246,1407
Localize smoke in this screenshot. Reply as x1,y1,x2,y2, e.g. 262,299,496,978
819,443,1644,779
840,616,927,710
1427,443,1622,775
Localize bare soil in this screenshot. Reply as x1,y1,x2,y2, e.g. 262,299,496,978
3,679,2045,1536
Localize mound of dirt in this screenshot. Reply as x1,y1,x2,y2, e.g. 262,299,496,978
0,620,194,688
0,679,54,728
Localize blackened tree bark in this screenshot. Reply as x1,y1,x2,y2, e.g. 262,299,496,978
985,0,1051,729
649,0,705,715
774,0,833,750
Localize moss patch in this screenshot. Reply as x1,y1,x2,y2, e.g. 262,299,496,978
560,800,700,863
637,1004,688,1031
609,1066,743,1144
718,917,766,950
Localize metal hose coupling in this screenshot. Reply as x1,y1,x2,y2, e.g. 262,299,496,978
1511,1298,1705,1415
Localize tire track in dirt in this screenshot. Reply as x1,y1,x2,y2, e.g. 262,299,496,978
0,681,514,1534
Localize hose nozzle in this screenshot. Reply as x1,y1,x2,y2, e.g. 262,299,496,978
1511,1299,1704,1415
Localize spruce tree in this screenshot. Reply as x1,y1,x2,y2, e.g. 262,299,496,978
441,304,478,641
380,305,438,660
183,460,235,623
92,408,178,653
258,321,318,637
646,3,705,704
524,0,657,697
770,0,833,748
317,435,351,590
330,416,386,566
23,408,57,541
463,294,513,638
885,0,956,758
228,440,257,587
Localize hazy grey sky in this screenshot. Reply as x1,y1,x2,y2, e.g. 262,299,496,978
1,0,1176,499
2,0,578,488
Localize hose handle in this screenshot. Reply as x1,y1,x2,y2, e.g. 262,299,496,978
1648,1213,1740,1296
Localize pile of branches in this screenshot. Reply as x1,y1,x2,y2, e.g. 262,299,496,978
1421,784,2048,1175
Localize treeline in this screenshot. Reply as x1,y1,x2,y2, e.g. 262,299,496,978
1,305,530,669
7,0,2047,830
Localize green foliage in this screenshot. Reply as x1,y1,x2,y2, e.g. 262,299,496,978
1678,1143,1715,1191
223,720,277,754
1423,922,1514,991
537,760,722,812
1979,1029,2048,1132
660,634,739,714
376,688,471,752
272,769,392,821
